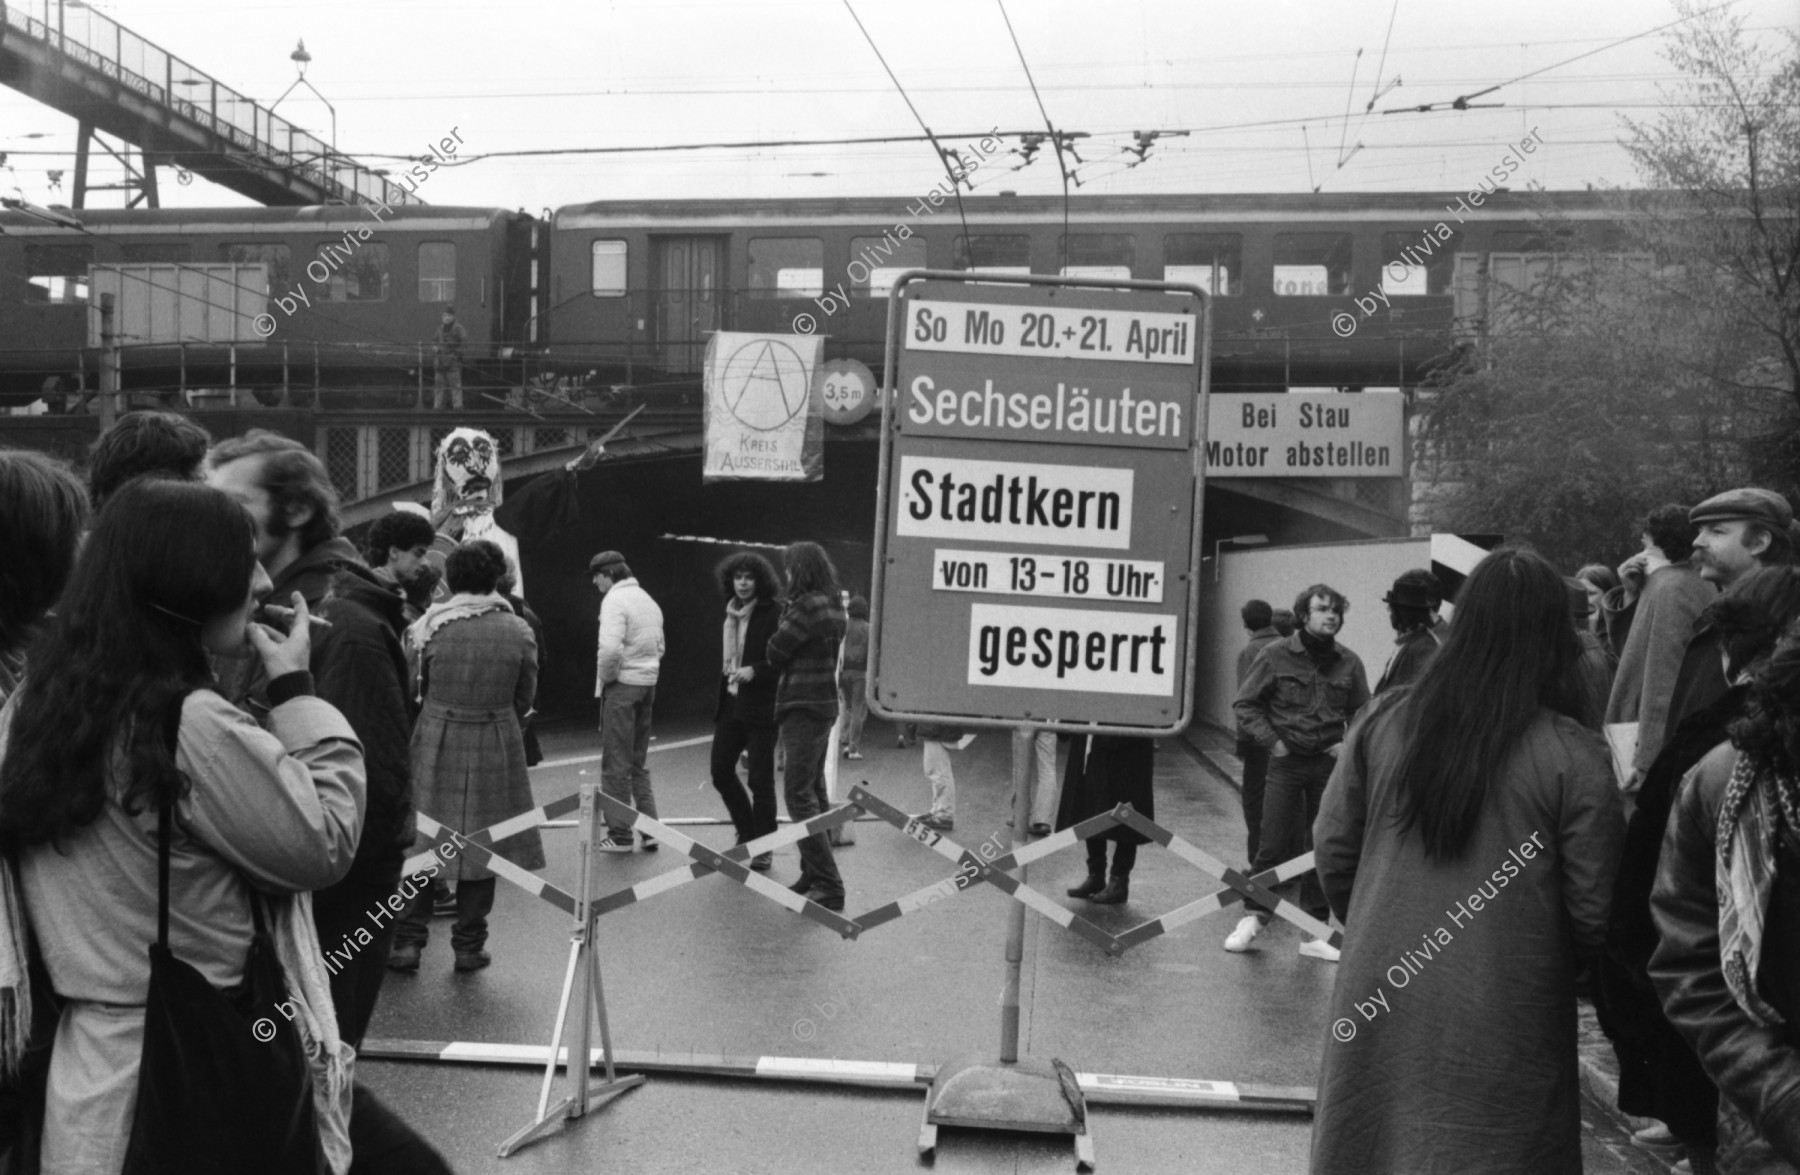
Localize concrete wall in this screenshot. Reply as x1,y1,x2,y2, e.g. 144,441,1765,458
1194,536,1433,733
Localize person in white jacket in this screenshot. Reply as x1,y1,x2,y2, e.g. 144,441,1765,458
591,550,665,852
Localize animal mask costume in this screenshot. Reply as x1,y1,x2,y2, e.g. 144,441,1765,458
428,426,523,597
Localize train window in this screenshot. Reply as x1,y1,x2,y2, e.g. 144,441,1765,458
591,239,627,297
23,244,91,304
849,235,926,296
122,243,192,264
954,235,1031,274
418,242,456,302
1380,232,1453,296
221,243,291,294
748,238,823,297
1059,234,1134,279
1163,233,1241,295
312,241,389,301
1271,233,1351,296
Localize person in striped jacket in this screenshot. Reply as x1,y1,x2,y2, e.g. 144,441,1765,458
765,542,849,912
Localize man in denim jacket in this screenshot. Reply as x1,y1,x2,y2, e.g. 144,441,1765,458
1226,582,1370,961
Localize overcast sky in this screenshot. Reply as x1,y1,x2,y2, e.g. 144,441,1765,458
1,0,1793,211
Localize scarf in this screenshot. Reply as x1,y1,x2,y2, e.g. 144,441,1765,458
270,891,355,1175
1716,753,1798,1028
1298,627,1339,666
722,598,756,696
405,591,510,702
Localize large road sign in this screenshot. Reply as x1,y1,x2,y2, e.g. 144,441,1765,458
868,273,1210,735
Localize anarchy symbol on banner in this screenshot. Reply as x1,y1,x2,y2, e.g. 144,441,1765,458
720,338,811,432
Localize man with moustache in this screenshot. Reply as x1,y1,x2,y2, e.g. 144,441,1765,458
1663,489,1799,746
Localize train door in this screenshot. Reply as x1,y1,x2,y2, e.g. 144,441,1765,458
652,236,723,372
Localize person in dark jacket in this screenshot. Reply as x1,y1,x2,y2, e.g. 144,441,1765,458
1663,489,1797,748
766,541,848,912
1228,582,1370,959
1373,569,1442,696
1651,633,1800,1174
1596,567,1800,1163
204,430,448,1170
711,551,783,871
205,431,416,1039
1061,735,1154,905
1234,599,1282,864
499,560,545,768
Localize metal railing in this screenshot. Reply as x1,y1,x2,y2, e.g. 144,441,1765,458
0,2,417,208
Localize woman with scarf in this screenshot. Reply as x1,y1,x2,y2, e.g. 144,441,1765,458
0,479,364,1174
709,552,782,872
1310,548,1624,1174
1651,632,1800,1173
391,539,539,974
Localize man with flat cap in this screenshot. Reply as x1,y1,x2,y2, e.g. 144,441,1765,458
591,549,665,852
1374,568,1444,696
1661,487,1798,745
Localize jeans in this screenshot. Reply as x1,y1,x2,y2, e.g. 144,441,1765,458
780,710,843,899
431,363,462,409
1236,736,1271,865
1247,750,1334,924
922,740,955,818
601,682,658,840
395,876,497,955
838,671,868,753
312,862,402,1049
710,716,778,844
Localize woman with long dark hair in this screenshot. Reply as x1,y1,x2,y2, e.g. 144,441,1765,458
0,479,364,1174
709,551,783,871
765,541,848,912
1310,548,1625,1174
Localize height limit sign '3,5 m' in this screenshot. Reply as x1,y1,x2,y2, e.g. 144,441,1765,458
868,273,1210,735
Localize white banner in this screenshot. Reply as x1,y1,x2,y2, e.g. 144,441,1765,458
703,332,825,482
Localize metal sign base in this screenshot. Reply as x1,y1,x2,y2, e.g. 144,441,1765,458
497,783,645,1158
919,728,1094,1171
919,1053,1094,1170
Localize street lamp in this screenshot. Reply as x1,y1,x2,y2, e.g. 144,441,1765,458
1212,533,1269,584
268,39,337,162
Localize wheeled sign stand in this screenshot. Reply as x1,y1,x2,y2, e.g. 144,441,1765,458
498,782,644,1157
919,727,1094,1171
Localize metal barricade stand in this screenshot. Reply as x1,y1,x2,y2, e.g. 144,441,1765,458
496,782,644,1157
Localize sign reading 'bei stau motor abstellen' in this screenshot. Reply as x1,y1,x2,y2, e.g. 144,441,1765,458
868,274,1210,735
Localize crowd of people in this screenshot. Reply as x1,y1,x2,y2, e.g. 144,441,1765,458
2,406,1797,1174
1226,490,1800,1174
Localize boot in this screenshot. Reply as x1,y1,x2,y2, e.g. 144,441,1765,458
1066,873,1106,899
1089,876,1129,905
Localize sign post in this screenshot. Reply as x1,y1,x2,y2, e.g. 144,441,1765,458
870,272,1208,1169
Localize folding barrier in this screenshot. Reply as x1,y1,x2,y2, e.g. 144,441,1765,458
379,767,1335,1164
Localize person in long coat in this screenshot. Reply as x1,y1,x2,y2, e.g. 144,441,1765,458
392,539,540,974
1058,735,1154,905
1311,548,1624,1175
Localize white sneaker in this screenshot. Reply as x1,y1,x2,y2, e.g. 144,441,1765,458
1298,937,1341,962
1223,915,1263,952
594,836,635,854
